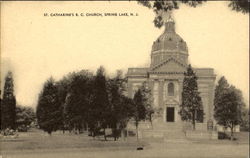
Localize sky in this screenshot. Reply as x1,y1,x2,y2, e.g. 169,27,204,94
1,1,249,108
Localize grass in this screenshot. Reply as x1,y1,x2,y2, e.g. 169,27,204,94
1,129,147,152
1,129,249,158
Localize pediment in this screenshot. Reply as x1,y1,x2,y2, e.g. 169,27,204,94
164,98,179,105
151,57,187,73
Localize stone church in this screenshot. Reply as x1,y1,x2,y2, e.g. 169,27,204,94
126,18,216,132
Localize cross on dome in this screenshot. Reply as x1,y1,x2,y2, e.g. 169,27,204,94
164,11,175,33
165,10,175,23
166,14,174,23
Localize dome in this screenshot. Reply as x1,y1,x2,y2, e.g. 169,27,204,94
152,32,188,53
150,19,188,68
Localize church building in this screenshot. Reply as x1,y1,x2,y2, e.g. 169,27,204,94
126,18,216,131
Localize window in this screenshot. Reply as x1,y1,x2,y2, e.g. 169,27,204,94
168,83,174,96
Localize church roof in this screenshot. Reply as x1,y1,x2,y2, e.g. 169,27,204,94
151,57,187,71
127,68,149,77
127,16,215,79
151,20,188,54
194,68,215,77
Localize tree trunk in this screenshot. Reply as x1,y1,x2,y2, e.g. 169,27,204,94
192,111,196,130
150,115,153,129
126,126,129,141
104,128,107,141
192,120,195,130
121,128,125,141
48,131,52,135
86,123,89,133
74,124,77,134
136,123,139,142
93,131,95,140
230,125,234,141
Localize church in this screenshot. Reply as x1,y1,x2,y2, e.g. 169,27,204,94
126,18,216,132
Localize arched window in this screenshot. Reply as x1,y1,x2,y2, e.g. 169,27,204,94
168,83,174,96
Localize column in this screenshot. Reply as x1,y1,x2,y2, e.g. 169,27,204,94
159,79,164,122
127,82,133,98
209,82,215,121
177,79,183,122
175,106,179,122
201,94,209,122
159,79,164,108
153,80,159,108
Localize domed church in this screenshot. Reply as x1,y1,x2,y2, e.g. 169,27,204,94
126,17,216,131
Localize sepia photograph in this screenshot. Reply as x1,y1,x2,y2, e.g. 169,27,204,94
0,1,249,158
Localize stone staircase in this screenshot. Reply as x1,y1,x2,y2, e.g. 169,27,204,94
185,130,218,140
127,121,218,141
140,122,188,142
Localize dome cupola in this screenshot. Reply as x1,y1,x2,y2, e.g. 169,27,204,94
165,17,175,33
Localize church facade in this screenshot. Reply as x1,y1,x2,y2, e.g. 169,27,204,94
126,18,216,130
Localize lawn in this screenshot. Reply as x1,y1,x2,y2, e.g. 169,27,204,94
1,129,146,152
1,129,249,158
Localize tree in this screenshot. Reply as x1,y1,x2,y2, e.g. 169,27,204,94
214,77,245,140
36,77,62,135
107,70,134,140
64,70,93,133
214,76,232,133
214,77,230,103
56,75,72,133
240,106,249,131
214,77,230,126
89,66,109,136
107,71,124,140
16,105,36,131
1,71,16,129
137,0,249,28
140,82,154,128
133,89,147,141
179,65,203,130
119,96,136,138
0,90,2,130
228,0,249,14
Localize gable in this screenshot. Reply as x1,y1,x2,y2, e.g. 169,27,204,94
164,98,179,105
151,58,187,73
